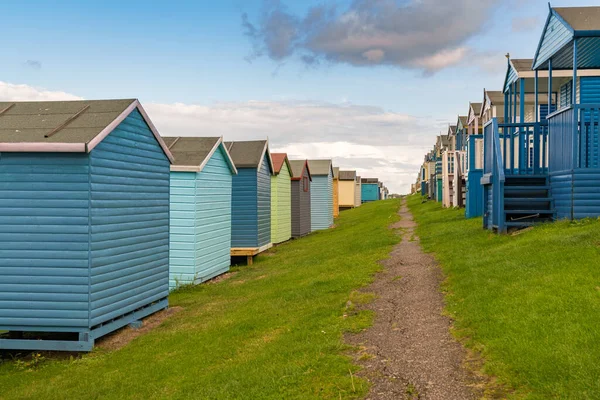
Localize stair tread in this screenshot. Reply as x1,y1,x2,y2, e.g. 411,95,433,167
504,209,554,214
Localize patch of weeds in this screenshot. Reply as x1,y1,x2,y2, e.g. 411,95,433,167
14,353,46,372
405,382,420,399
391,275,403,282
348,291,376,305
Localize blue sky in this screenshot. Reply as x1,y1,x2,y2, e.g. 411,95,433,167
1,0,596,192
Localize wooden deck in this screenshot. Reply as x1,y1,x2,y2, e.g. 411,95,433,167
231,243,273,265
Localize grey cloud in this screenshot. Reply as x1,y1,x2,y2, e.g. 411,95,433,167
243,0,499,74
25,60,42,69
511,16,540,33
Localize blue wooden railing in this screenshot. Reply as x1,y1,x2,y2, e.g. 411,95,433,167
548,104,600,171
498,122,549,175
483,119,505,231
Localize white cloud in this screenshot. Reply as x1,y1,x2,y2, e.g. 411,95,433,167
0,81,438,193
0,81,82,102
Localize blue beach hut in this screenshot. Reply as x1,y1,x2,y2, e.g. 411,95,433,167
225,140,274,264
164,137,237,290
0,99,173,351
361,178,379,203
307,160,334,231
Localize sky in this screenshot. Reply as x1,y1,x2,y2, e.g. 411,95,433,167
1,0,596,193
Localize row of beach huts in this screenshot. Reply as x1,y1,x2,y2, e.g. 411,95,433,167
0,98,389,352
412,4,600,233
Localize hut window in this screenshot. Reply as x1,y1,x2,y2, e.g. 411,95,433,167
303,176,309,192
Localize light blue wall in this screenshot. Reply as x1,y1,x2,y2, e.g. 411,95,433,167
311,171,333,231
256,153,271,246
534,13,572,69
89,109,170,327
0,109,171,334
231,167,258,248
0,153,90,332
169,146,232,290
361,183,379,202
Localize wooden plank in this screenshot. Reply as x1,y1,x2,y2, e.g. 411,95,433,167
45,105,90,138
230,243,273,257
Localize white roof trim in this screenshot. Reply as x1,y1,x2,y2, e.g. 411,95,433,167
257,140,275,175
87,99,175,163
171,165,201,172
0,142,86,152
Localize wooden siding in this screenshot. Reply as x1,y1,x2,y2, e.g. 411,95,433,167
231,168,258,248
169,172,196,289
361,183,379,202
0,153,91,331
89,110,170,327
333,178,339,217
338,180,355,207
534,13,572,69
257,154,272,247
354,181,361,206
271,161,291,244
291,167,311,238
169,147,232,290
310,173,333,231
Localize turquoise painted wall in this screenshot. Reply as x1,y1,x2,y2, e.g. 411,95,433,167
361,183,378,202
169,147,232,290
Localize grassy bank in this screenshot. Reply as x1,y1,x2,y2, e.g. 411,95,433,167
0,199,400,400
407,195,600,399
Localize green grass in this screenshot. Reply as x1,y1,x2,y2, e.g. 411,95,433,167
0,199,400,400
407,195,600,399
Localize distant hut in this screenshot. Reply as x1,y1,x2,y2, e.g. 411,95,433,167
307,160,334,231
333,167,340,218
164,137,237,290
361,178,380,203
289,160,312,238
270,153,293,244
355,175,362,206
225,140,274,264
338,170,359,209
0,99,173,351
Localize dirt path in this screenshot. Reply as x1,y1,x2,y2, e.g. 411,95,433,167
347,198,482,399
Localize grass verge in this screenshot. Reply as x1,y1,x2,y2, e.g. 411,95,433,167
0,199,400,400
407,195,600,399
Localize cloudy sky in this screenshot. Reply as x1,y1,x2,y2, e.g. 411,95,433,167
1,0,594,193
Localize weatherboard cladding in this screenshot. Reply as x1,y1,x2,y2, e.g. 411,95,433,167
354,178,362,207
534,13,573,70
361,183,379,202
290,162,311,238
0,108,170,335
333,167,339,218
169,146,233,290
230,151,271,248
309,161,333,231
271,160,292,244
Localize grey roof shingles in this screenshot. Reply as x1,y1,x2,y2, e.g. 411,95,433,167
338,170,356,180
163,136,220,166
307,160,332,176
289,160,310,179
0,99,136,143
224,140,268,168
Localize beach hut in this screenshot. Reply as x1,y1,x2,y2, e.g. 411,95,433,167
289,160,312,238
338,170,359,209
307,160,334,231
355,175,362,206
333,167,340,218
270,153,293,244
225,140,274,263
0,99,173,351
164,137,237,290
361,178,379,203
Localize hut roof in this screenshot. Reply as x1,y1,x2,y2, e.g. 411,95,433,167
458,116,468,126
164,136,237,174
271,153,292,176
511,59,533,72
554,6,600,31
224,140,273,172
339,170,356,180
289,159,312,181
0,99,173,161
361,178,379,184
470,102,482,115
448,125,457,135
333,167,339,179
307,159,333,176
